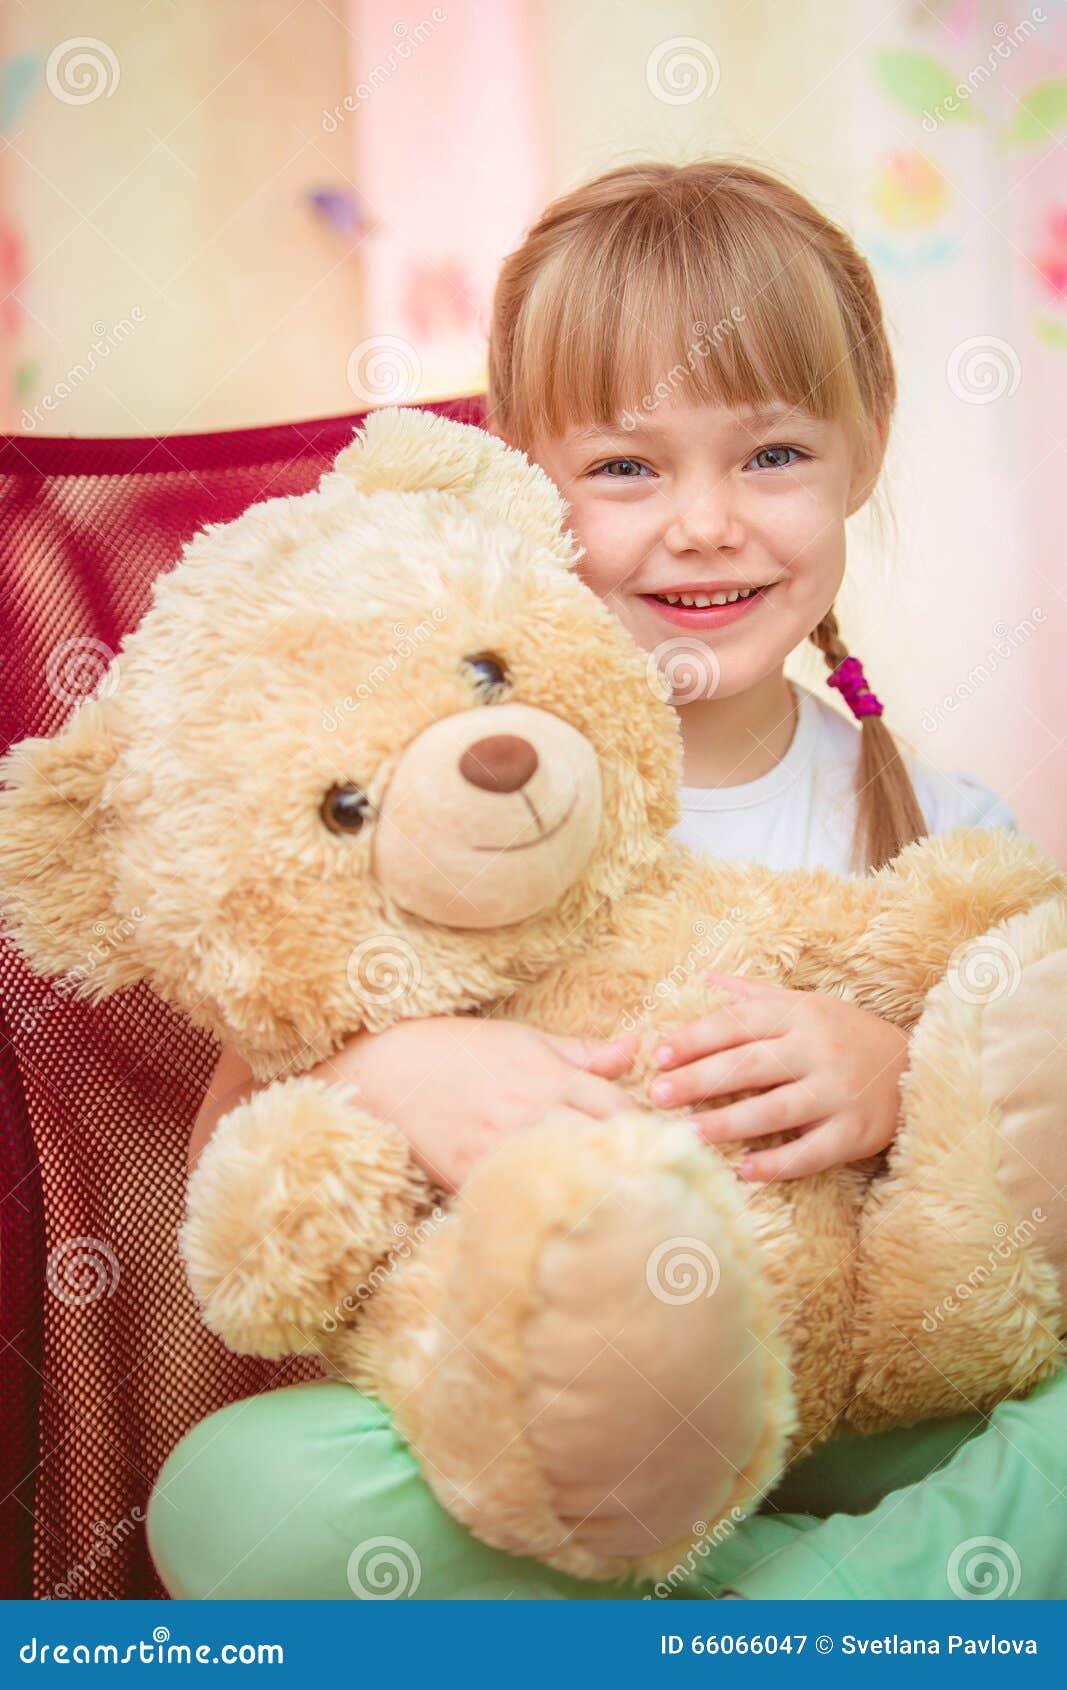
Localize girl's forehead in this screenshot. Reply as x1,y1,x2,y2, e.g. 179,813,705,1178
555,396,836,447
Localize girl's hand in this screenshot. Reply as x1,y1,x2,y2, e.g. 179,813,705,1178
309,1016,637,1193
646,971,909,1182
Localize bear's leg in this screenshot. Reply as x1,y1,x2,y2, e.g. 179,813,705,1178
366,1110,796,1585
849,897,1067,1431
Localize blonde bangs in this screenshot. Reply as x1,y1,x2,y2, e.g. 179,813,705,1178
489,161,887,456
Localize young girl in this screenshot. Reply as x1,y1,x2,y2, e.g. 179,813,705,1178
149,158,1066,1601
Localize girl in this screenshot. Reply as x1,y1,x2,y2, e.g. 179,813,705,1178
149,158,1066,1600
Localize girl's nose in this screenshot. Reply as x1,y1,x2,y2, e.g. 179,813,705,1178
665,484,744,553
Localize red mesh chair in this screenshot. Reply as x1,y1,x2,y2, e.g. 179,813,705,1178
0,394,485,1599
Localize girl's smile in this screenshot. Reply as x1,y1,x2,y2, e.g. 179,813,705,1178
638,582,770,629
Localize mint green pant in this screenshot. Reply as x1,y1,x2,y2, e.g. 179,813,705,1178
146,1370,1067,1601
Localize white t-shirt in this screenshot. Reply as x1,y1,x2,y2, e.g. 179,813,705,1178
670,681,1016,876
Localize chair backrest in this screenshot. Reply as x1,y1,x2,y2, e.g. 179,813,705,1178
0,395,486,1598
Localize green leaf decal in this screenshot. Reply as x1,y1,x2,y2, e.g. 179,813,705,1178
1004,81,1067,147
1035,317,1067,349
871,48,983,123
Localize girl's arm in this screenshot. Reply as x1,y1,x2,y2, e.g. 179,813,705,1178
188,1042,261,1172
188,1021,637,1188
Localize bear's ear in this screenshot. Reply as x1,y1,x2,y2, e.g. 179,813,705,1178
330,406,582,565
0,697,140,997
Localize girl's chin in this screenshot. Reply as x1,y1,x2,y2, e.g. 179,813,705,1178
629,632,785,706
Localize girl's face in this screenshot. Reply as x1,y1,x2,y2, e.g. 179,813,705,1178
525,395,877,700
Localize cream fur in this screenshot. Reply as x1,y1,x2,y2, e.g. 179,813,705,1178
1,406,1065,1587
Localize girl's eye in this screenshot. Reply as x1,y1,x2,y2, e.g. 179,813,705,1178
321,783,373,836
747,445,807,472
592,457,652,479
463,652,511,698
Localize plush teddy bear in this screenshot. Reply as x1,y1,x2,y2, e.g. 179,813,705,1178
2,406,1065,1589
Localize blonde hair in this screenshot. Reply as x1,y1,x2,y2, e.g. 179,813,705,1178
486,157,925,873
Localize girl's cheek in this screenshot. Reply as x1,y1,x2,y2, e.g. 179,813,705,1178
769,501,846,580
572,512,642,598
786,550,847,624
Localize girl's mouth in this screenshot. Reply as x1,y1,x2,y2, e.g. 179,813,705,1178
639,586,767,629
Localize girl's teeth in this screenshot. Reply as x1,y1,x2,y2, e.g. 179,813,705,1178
654,588,757,607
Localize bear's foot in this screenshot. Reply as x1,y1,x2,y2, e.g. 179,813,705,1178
389,1110,795,1584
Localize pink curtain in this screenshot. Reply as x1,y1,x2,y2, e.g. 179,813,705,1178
341,0,547,406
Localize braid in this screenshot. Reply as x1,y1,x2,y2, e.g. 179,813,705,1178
810,610,927,873
809,607,851,674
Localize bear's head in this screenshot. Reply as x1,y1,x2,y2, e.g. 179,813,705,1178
0,408,682,1076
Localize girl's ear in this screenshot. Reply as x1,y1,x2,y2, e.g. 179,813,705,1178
0,698,140,996
330,406,582,564
846,423,887,517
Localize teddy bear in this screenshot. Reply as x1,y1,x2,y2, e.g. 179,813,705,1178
1,405,1065,1589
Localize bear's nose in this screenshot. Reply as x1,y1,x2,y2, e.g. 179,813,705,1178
459,734,540,794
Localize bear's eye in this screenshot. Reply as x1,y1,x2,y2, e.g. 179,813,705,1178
464,652,511,698
321,783,372,836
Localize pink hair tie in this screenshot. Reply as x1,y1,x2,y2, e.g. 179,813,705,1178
827,655,883,719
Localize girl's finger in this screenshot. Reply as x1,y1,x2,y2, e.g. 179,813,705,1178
653,997,789,1072
563,1070,635,1119
736,1123,847,1183
546,1030,637,1077
688,1081,819,1143
650,1038,799,1108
